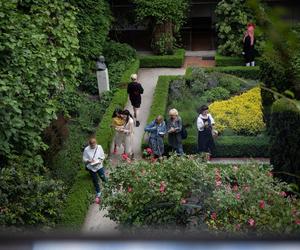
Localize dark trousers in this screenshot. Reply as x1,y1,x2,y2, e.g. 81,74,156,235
89,167,107,194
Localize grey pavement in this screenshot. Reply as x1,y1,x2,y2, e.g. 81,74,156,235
82,68,185,233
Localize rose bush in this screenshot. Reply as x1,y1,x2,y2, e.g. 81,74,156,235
101,156,300,234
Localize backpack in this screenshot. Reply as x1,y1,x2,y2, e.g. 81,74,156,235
181,125,188,140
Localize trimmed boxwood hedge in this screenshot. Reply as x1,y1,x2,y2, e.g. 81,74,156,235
185,66,260,80
215,53,245,66
60,59,139,228
139,49,185,68
270,98,300,187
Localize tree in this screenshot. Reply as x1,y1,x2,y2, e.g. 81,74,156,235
132,0,189,55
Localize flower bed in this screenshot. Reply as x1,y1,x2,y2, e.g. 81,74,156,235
209,87,265,135
102,156,300,234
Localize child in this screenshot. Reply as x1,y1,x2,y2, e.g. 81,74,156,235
111,108,125,154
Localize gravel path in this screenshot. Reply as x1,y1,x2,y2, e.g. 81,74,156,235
82,68,185,233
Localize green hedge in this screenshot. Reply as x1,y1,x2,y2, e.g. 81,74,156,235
270,98,300,187
139,49,185,68
60,59,139,229
215,53,245,66
147,75,179,123
185,66,260,80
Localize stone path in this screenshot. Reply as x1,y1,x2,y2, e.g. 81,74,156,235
82,68,185,233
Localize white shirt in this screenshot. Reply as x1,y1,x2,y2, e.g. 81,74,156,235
197,114,215,131
82,145,105,172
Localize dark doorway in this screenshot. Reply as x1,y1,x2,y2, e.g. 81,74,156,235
181,17,216,51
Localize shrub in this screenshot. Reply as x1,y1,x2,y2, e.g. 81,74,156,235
205,87,230,102
0,155,65,229
270,98,300,188
215,53,245,66
218,74,243,93
139,49,185,68
204,66,260,80
209,87,265,135
102,156,300,234
214,135,269,157
103,41,137,66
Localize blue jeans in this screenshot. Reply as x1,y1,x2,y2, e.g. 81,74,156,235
89,167,107,194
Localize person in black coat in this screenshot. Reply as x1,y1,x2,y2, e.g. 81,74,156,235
243,23,256,66
127,74,144,127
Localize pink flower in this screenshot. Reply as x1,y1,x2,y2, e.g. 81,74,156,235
244,185,250,192
259,200,265,209
295,219,300,225
211,212,217,220
215,181,222,187
180,198,187,204
236,224,241,230
159,181,166,193
248,218,255,227
280,191,287,197
232,185,238,192
236,193,241,200
146,147,153,154
267,171,273,177
122,153,128,160
128,187,133,193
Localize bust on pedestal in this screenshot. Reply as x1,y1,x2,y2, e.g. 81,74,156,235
96,56,110,96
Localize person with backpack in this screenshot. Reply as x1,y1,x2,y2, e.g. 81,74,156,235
82,137,107,204
144,115,167,159
127,74,144,127
197,105,216,160
167,108,184,156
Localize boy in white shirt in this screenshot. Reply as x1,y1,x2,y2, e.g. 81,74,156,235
83,137,107,204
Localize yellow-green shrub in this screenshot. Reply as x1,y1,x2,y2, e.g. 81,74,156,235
209,87,265,135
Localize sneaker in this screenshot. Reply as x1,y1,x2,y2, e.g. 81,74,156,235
136,120,140,127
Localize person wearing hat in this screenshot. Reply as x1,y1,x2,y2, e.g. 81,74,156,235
127,74,144,127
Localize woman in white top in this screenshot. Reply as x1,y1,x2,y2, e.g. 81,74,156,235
197,105,216,157
120,109,134,159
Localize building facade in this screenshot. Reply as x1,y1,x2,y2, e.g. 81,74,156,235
109,0,300,51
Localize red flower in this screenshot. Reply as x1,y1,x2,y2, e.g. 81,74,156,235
150,157,157,163
248,218,255,227
295,219,300,225
280,191,287,197
122,153,128,160
159,181,166,193
128,187,133,193
236,193,241,200
232,185,238,192
259,200,265,209
211,212,217,220
146,147,153,154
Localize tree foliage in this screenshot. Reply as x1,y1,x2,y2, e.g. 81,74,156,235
0,0,81,159
69,0,112,91
132,0,189,54
216,0,257,56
